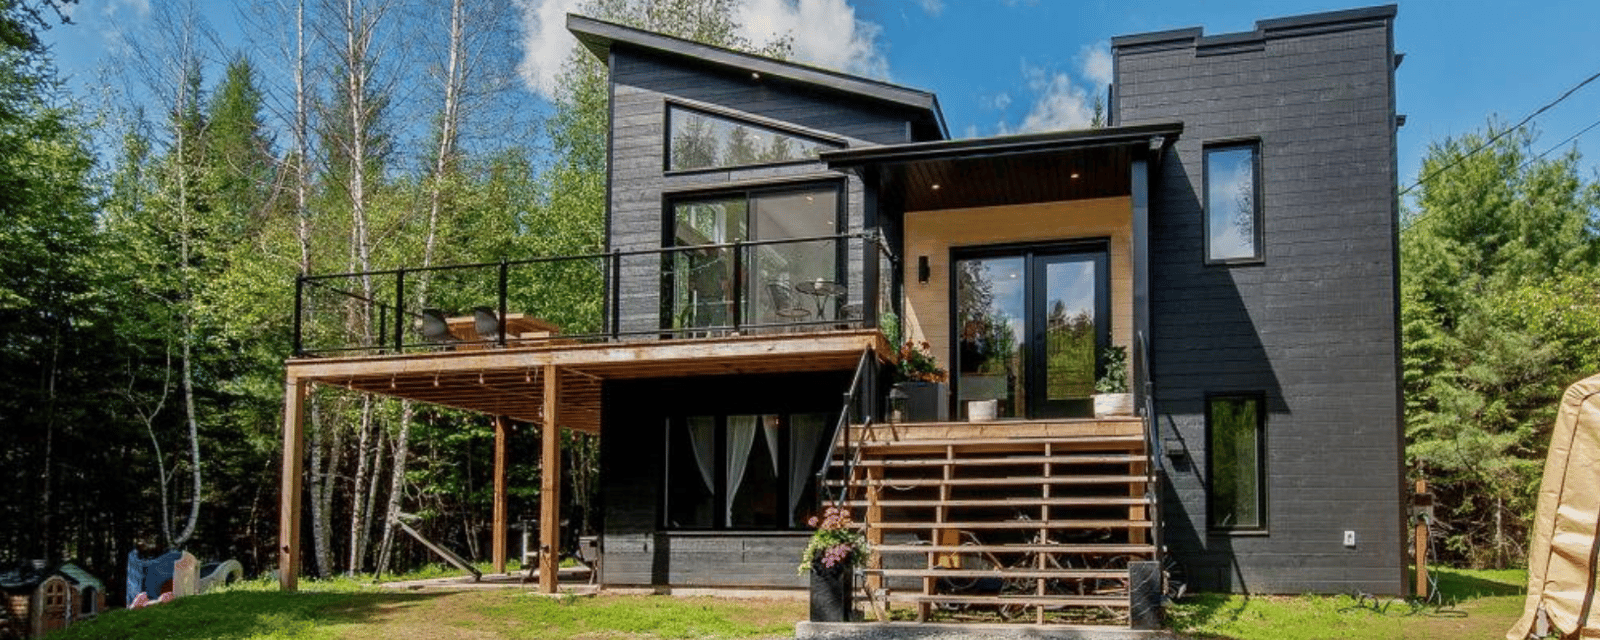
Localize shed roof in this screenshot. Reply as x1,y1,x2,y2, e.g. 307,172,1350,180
567,13,947,141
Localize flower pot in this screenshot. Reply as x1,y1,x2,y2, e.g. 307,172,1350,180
893,381,948,423
808,564,853,622
967,399,997,422
1094,393,1134,417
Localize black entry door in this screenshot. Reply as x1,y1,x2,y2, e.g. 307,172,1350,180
954,244,1107,419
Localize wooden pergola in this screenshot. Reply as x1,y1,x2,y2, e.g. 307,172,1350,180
278,330,891,592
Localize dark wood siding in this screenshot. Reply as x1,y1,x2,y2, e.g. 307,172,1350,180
1114,11,1403,595
606,48,917,336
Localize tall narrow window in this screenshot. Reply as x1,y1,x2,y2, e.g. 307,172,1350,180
1207,393,1266,530
667,106,840,172
1203,143,1262,263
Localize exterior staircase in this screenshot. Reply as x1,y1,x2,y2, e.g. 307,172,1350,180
827,418,1158,625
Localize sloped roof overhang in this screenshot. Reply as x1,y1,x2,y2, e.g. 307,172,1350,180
822,122,1182,212
567,13,947,141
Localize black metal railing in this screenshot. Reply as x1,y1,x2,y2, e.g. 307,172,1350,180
291,231,900,357
1137,329,1163,570
816,348,876,504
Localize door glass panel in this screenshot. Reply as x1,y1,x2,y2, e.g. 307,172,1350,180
749,190,836,324
1042,259,1098,402
670,198,746,330
955,256,1026,418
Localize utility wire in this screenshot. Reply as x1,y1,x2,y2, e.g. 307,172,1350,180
1399,69,1600,197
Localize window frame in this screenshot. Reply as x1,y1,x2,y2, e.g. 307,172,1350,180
659,181,847,332
1201,140,1264,265
1205,391,1269,533
662,101,845,175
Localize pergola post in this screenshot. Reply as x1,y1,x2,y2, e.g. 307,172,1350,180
492,415,510,574
278,377,308,591
539,364,561,593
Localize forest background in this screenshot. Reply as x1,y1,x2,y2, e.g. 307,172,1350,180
1,0,1597,596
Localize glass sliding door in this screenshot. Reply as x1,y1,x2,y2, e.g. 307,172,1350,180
954,243,1108,419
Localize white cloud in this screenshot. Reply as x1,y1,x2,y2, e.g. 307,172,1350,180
999,61,1094,135
517,0,891,99
516,0,585,99
981,91,1012,111
915,0,944,17
107,0,151,20
736,0,890,80
1077,42,1112,88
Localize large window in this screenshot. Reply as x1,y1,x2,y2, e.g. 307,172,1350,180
1203,143,1262,264
1207,393,1266,531
666,185,841,331
663,413,831,529
667,105,840,172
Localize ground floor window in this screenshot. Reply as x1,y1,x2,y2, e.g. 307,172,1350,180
664,412,830,529
1207,392,1266,531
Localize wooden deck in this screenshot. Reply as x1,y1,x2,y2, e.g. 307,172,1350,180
285,329,892,433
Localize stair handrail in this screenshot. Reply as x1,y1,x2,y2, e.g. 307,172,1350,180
1137,329,1164,571
817,347,875,505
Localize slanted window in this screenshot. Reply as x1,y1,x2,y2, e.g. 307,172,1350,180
664,413,831,530
667,105,840,172
1203,143,1262,263
1207,393,1266,531
665,185,841,332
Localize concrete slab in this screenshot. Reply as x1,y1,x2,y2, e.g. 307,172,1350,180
794,621,1182,640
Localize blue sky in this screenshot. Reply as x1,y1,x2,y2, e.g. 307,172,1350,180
44,0,1600,200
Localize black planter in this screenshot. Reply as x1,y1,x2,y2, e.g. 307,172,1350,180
894,381,949,423
808,564,853,622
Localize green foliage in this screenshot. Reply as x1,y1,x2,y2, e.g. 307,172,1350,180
895,340,947,383
1095,344,1128,394
797,505,869,574
1402,121,1600,568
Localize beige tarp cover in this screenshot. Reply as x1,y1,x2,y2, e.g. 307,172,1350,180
1509,373,1600,640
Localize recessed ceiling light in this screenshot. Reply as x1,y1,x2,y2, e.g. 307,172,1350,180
1070,172,1081,179
931,183,941,190
751,72,761,81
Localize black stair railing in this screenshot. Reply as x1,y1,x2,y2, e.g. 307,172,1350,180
816,348,875,505
1137,329,1163,571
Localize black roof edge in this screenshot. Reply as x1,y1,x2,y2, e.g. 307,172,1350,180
821,122,1183,168
566,13,948,140
1112,4,1396,49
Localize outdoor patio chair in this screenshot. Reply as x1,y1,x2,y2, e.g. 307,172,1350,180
472,306,501,342
419,309,452,343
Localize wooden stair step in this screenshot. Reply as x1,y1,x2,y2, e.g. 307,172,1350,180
850,435,1146,453
885,593,1129,608
847,454,1146,467
841,496,1150,508
870,519,1152,531
868,568,1128,580
874,543,1155,555
827,474,1149,488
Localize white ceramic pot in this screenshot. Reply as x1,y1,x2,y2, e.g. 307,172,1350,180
1093,393,1134,417
967,400,998,422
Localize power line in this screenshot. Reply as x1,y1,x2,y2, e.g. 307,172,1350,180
1398,69,1600,197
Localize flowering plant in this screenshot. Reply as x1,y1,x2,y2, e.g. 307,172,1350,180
896,340,947,383
797,505,869,574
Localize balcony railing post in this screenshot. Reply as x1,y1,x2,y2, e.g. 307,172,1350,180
610,249,621,341
731,240,743,334
498,258,509,347
293,276,304,356
394,269,405,354
861,230,879,330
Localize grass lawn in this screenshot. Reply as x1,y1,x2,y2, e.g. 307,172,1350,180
1167,567,1532,640
50,566,1534,640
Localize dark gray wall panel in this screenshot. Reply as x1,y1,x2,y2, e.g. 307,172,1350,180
1114,11,1403,595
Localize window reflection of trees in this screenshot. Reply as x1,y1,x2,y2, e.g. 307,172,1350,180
668,107,836,171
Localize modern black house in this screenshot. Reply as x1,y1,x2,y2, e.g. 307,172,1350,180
277,3,1403,628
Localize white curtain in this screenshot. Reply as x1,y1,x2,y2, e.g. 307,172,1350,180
686,416,716,496
725,415,759,523
788,413,827,525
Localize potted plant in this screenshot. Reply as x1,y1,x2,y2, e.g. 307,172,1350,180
798,505,869,622
892,341,948,422
1093,344,1134,416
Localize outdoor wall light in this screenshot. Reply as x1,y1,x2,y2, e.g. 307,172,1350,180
917,256,930,283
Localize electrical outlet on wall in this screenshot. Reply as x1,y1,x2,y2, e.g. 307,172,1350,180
1343,530,1357,547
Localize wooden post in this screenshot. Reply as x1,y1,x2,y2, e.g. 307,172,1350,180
493,415,510,574
1414,479,1429,599
539,365,561,593
278,377,308,591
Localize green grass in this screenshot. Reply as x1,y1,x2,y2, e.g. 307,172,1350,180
1166,566,1530,640
49,576,803,640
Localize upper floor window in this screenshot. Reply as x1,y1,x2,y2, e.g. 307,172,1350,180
1207,392,1266,531
667,105,840,172
1203,143,1262,264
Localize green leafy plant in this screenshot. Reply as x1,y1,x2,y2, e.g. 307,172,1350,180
1096,344,1129,394
797,505,870,574
896,340,947,383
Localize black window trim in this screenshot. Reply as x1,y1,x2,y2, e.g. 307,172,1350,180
1205,390,1269,534
1201,139,1264,266
662,100,847,176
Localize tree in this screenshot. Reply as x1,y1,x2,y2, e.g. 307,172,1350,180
1402,122,1600,567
